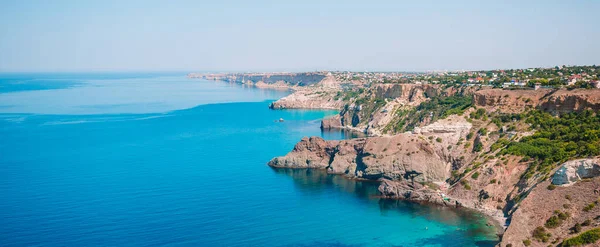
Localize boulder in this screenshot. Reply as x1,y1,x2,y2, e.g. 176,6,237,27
551,158,600,186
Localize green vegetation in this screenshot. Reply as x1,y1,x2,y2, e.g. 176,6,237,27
354,96,387,125
466,132,474,140
473,142,483,152
460,180,471,190
491,138,510,152
547,184,556,190
561,228,600,247
583,203,595,212
478,128,488,136
545,211,570,229
533,226,552,242
436,137,442,143
523,239,531,246
499,110,600,176
335,88,364,101
385,94,473,133
470,108,487,119
471,172,480,179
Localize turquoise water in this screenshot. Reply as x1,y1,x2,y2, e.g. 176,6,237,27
0,74,498,246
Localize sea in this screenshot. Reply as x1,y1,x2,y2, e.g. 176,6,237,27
0,73,499,246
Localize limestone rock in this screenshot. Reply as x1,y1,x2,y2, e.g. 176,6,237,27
551,158,600,186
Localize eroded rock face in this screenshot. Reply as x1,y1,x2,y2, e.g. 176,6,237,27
269,133,454,182
551,158,600,186
474,88,600,114
268,137,336,169
374,84,439,104
539,89,600,114
320,116,343,130
473,89,548,113
269,89,344,110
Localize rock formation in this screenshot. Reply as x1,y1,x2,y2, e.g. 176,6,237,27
474,88,600,114
551,159,600,186
268,89,344,110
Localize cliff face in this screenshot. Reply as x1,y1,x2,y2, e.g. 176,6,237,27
474,88,600,114
269,86,600,245
539,89,600,113
374,84,442,105
270,115,474,190
270,116,474,182
268,89,345,110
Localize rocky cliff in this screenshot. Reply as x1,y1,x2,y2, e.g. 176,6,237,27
500,159,600,247
268,89,345,110
270,85,600,246
474,88,600,114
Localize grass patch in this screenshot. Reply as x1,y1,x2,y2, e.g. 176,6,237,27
562,228,600,247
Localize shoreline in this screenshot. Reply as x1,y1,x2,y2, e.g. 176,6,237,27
270,165,505,242
270,164,507,239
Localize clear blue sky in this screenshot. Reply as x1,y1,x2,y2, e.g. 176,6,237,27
1,0,599,72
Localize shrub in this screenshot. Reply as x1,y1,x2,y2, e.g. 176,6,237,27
558,211,571,220
545,216,562,228
532,226,551,242
490,179,497,184
562,228,600,247
473,142,483,152
547,184,556,190
584,203,596,212
582,219,592,226
471,172,480,179
460,180,471,190
478,128,488,136
545,211,570,229
470,108,487,119
523,239,531,246
466,132,474,140
573,223,582,234
501,110,600,175
436,137,442,143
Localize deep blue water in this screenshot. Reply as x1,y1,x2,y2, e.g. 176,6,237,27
0,73,498,246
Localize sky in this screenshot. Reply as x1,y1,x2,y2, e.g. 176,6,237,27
0,0,599,72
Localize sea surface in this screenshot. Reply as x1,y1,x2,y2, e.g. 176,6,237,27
0,73,499,246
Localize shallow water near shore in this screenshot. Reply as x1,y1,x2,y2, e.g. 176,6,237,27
0,73,498,246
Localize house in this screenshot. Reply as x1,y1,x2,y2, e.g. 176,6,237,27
534,83,542,90
568,75,582,86
590,81,600,89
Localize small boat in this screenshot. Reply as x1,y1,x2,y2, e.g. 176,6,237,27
278,118,284,122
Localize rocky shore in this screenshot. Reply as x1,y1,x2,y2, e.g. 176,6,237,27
268,115,509,231
266,85,600,246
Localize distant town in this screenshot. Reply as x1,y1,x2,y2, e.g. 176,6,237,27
189,65,600,90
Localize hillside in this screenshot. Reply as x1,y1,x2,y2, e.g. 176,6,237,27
268,81,600,247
